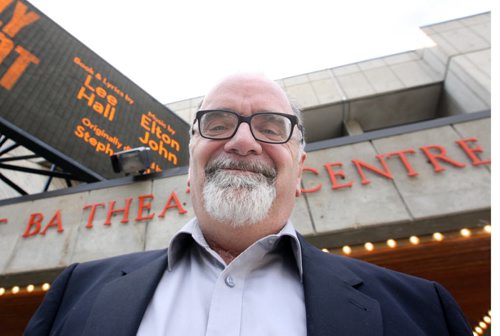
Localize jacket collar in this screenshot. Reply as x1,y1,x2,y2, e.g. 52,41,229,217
168,218,304,278
299,235,383,336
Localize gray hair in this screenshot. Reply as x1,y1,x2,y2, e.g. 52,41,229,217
287,96,306,152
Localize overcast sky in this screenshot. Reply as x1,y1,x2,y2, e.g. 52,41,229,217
28,0,492,104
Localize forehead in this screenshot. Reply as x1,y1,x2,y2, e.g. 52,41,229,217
201,76,293,115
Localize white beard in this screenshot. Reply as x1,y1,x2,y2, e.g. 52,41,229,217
203,156,277,227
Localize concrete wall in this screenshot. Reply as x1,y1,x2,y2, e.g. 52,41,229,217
420,13,490,115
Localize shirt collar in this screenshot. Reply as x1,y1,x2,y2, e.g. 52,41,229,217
167,217,303,279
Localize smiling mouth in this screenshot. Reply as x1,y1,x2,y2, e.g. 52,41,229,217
222,168,260,175
205,157,277,180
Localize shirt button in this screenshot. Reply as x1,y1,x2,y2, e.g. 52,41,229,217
225,275,235,288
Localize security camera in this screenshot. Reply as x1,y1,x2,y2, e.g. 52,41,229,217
110,147,152,175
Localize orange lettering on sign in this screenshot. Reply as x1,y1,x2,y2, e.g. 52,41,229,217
323,162,354,190
83,202,106,228
0,44,39,89
0,31,14,63
139,113,181,165
77,74,117,121
0,1,41,90
455,138,491,166
146,162,162,174
420,145,466,172
22,210,64,237
22,213,43,237
158,192,187,218
2,1,40,38
352,155,393,185
385,149,418,177
74,125,115,155
301,167,322,193
136,194,155,221
104,198,133,225
0,0,15,15
40,210,64,235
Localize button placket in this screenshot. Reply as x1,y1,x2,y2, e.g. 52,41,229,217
206,268,244,335
225,275,236,288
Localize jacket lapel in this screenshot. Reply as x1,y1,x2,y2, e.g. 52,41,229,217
82,251,168,336
299,236,383,336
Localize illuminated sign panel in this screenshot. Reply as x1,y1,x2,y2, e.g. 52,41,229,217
0,0,190,179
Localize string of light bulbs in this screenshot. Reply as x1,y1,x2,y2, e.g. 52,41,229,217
320,224,491,255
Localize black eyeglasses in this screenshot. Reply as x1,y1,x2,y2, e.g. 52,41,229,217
193,110,304,144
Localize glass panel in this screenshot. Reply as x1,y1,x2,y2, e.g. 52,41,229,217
252,114,292,142
200,111,238,138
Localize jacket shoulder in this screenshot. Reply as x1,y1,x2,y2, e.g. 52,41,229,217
25,249,168,335
329,252,430,285
300,235,430,288
300,238,472,335
74,249,167,274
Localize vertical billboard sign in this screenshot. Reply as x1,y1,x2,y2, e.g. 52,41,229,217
0,0,190,179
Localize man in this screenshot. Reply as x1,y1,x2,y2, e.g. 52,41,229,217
25,74,472,335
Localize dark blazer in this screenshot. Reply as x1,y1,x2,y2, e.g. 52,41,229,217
25,235,472,335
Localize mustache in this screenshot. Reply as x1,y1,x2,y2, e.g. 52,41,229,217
205,156,277,180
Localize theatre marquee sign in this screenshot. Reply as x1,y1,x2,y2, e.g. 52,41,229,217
0,0,190,179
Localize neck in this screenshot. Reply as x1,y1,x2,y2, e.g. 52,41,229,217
199,217,285,264
205,237,240,264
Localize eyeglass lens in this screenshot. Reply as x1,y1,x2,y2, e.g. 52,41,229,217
200,111,293,143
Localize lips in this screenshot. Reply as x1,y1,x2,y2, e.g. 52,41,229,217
221,168,260,176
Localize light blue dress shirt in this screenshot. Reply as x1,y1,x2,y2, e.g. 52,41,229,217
137,218,306,336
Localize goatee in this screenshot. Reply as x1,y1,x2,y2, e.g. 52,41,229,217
203,155,277,227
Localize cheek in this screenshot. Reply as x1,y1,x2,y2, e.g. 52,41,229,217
190,156,207,188
269,147,303,192
190,140,224,180
268,144,299,170
271,153,297,184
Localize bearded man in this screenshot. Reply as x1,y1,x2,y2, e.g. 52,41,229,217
25,74,472,336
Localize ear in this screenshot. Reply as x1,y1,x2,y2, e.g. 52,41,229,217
295,152,307,197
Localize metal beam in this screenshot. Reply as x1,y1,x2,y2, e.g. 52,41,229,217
0,173,27,195
0,117,104,182
43,164,56,192
0,135,7,148
0,143,19,156
0,154,39,162
0,163,76,179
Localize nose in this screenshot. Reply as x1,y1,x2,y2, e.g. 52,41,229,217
224,122,262,156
